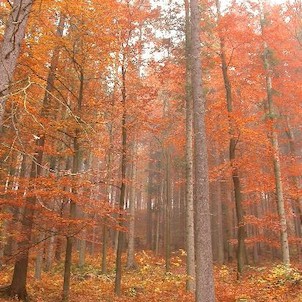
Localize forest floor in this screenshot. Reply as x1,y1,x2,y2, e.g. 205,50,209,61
1,250,302,302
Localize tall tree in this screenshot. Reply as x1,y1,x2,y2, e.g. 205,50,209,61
260,1,290,266
184,0,195,292
1,15,65,300
0,0,34,129
215,0,247,275
190,0,215,301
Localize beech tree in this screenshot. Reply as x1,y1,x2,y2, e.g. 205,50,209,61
0,0,34,129
0,0,302,301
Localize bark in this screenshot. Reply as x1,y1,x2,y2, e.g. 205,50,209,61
0,0,34,128
102,123,114,273
62,70,84,301
184,0,195,292
6,18,64,297
127,146,137,269
211,178,224,265
101,224,108,274
8,137,44,300
34,233,45,280
45,228,56,271
190,0,215,300
285,118,302,257
146,149,154,250
114,63,127,296
260,6,290,265
164,151,171,273
155,181,163,255
78,235,86,268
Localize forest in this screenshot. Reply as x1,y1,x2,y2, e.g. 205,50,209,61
1,0,302,301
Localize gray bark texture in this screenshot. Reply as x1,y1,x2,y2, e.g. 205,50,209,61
184,0,195,292
190,0,215,301
114,63,127,296
0,0,34,128
260,2,290,265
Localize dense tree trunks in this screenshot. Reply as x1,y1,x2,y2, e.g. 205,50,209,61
101,224,108,274
45,229,55,271
260,4,290,265
34,232,45,280
114,64,127,296
210,179,224,265
155,185,162,255
146,149,154,250
184,0,195,292
190,0,215,301
7,16,64,292
9,135,45,300
0,0,34,129
164,151,171,273
102,127,114,273
127,146,137,269
78,233,86,268
62,70,84,301
0,155,19,268
222,181,235,262
216,181,224,264
62,134,80,302
285,120,302,257
216,0,247,275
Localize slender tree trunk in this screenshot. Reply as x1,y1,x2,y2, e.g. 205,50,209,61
127,145,137,269
164,151,171,273
285,118,302,257
260,6,290,265
146,148,154,250
34,233,45,280
6,18,64,299
62,136,80,301
78,232,86,268
101,223,108,274
0,0,34,129
215,0,247,275
45,228,56,271
8,138,45,300
62,70,84,301
184,0,195,292
216,179,224,264
190,0,215,300
114,63,127,296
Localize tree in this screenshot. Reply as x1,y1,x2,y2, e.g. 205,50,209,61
190,0,215,301
260,1,290,266
215,0,247,275
0,0,34,129
184,0,195,292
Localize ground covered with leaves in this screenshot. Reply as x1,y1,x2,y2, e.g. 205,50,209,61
1,251,302,301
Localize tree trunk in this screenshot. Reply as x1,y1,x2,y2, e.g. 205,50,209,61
190,0,215,300
45,229,56,271
62,70,84,301
114,63,127,296
261,7,290,265
34,232,45,280
127,145,137,269
184,0,195,292
9,138,44,300
0,0,34,129
164,151,171,273
216,0,247,275
101,223,108,274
